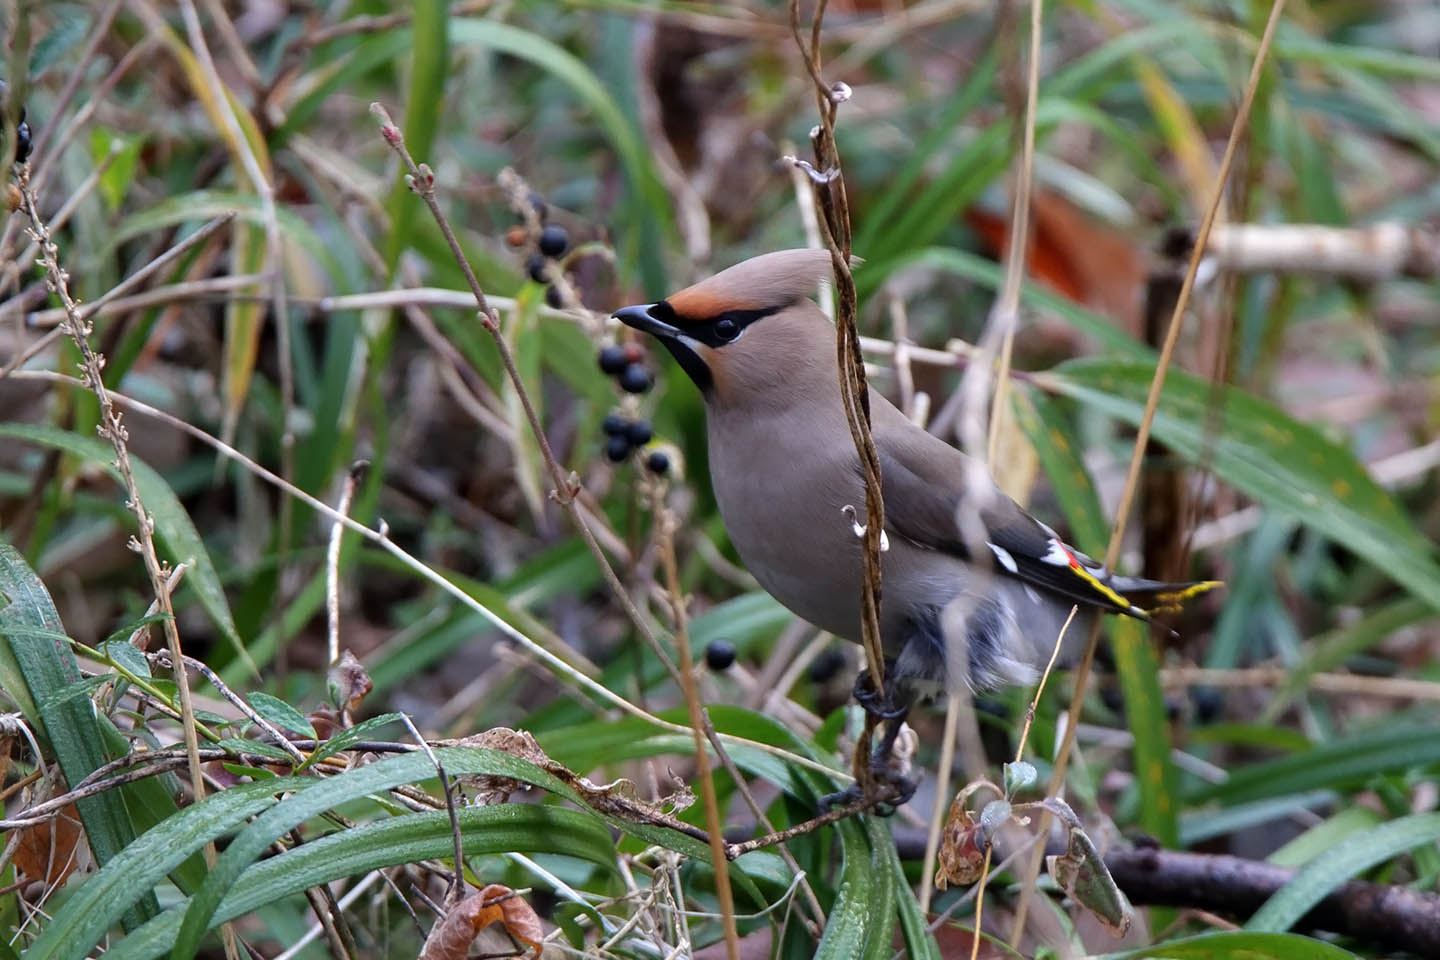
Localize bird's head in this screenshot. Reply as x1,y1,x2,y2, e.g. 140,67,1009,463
613,248,838,405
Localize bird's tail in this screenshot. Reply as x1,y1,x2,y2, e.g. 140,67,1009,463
1105,575,1224,619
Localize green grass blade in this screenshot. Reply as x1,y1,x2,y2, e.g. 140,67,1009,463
1101,930,1358,959
448,17,670,290
0,538,157,930
1042,359,1440,613
1187,724,1440,807
103,805,620,960
1246,813,1440,933
169,746,709,960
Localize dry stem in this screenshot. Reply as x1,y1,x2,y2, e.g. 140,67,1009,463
19,171,208,810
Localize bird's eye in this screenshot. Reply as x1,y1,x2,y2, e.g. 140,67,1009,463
714,318,739,341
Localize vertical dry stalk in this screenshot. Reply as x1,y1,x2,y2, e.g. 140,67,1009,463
923,0,1049,919
651,489,742,960
18,173,208,808
1008,0,1291,944
787,0,890,786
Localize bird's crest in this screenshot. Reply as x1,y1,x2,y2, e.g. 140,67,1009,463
666,248,838,319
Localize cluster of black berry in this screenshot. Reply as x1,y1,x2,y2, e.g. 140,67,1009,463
507,192,570,308
597,342,653,394
601,411,668,474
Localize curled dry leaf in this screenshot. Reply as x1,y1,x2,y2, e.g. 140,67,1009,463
1041,801,1133,937
934,796,987,890
13,802,84,886
327,649,373,713
418,883,544,960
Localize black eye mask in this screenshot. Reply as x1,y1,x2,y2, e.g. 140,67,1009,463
653,301,780,348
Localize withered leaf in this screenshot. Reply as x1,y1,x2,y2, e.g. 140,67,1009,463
418,883,543,960
1046,820,1133,937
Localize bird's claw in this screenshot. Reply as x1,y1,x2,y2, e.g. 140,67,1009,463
852,673,907,721
819,763,919,817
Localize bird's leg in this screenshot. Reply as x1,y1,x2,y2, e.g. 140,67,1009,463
819,672,920,815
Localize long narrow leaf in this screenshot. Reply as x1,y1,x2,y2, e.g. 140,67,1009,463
1247,813,1440,933
1041,359,1440,612
0,538,156,929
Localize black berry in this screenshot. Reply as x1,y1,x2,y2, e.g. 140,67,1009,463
538,224,569,258
1192,686,1223,725
545,284,563,309
807,648,845,684
602,413,629,436
619,364,652,394
605,434,631,463
705,639,736,671
645,450,669,475
527,191,548,223
526,254,548,284
625,420,652,446
598,345,628,375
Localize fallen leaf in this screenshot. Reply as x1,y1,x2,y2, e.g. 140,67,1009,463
13,802,83,886
418,884,544,960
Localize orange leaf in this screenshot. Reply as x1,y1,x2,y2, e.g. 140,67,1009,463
419,884,544,960
13,803,83,886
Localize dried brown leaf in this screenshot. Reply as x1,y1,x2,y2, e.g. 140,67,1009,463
13,802,83,886
935,796,987,890
418,883,543,960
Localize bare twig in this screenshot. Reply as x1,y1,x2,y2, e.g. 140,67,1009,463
327,463,364,668
20,171,209,811
1009,0,1290,943
787,0,889,798
154,649,308,764
2,213,235,380
399,714,467,908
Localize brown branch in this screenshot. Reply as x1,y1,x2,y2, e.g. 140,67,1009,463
1106,845,1440,956
650,487,741,959
787,0,888,796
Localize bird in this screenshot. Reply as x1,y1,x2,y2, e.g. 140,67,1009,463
613,248,1218,806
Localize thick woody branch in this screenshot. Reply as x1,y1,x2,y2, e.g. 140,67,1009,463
1105,845,1440,956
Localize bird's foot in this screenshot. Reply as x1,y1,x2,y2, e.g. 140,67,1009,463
819,761,919,817
852,672,908,721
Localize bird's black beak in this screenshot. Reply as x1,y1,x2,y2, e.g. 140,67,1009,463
614,303,685,341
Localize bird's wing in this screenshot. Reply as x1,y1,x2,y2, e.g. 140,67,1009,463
872,430,1195,619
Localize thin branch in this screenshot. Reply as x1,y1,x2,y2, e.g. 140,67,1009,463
788,0,889,795
650,487,741,958
369,101,685,693
19,170,209,810
399,714,467,908
327,462,364,668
